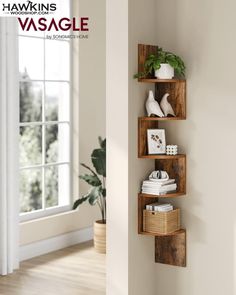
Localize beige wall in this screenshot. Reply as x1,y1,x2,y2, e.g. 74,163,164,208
20,0,106,246
154,1,236,294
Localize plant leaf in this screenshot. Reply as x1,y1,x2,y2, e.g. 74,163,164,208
102,188,106,197
79,174,102,186
91,148,106,177
88,186,102,205
98,137,106,149
73,186,102,209
80,163,98,176
72,194,89,209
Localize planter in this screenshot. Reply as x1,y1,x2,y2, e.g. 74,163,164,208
155,63,174,79
94,220,106,254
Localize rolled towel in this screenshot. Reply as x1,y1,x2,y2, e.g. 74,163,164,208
149,170,169,182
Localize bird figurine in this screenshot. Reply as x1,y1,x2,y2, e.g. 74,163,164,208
145,90,164,117
160,93,176,117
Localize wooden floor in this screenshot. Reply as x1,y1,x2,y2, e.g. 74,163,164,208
0,241,106,295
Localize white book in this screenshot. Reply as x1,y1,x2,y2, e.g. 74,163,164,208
148,178,175,184
154,203,172,208
142,183,177,194
142,191,176,196
143,179,175,186
146,202,173,212
154,206,173,212
142,183,175,190
145,202,159,210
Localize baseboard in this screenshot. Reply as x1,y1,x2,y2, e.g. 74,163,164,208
20,227,93,262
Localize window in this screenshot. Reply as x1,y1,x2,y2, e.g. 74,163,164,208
19,3,71,220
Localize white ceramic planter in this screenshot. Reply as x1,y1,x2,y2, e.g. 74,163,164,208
155,63,174,79
94,220,106,254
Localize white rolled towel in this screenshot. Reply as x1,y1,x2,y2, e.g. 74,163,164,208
149,170,169,182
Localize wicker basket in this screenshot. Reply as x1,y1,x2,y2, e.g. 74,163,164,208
143,208,180,234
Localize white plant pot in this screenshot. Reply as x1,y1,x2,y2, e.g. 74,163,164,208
155,63,174,79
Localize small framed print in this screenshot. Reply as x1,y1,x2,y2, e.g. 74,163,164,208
147,129,166,154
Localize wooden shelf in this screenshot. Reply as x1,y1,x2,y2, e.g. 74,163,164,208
138,183,186,267
140,116,186,121
138,78,185,83
139,228,185,237
139,154,186,160
138,119,186,157
155,229,186,267
137,44,187,267
139,192,186,198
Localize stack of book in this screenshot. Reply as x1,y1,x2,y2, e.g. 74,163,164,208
146,202,173,212
141,178,177,195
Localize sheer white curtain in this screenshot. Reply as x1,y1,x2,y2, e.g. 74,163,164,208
0,18,19,275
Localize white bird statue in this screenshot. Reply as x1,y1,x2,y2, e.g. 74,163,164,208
145,90,164,117
160,93,176,117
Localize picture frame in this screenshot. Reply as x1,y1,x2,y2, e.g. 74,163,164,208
147,129,166,154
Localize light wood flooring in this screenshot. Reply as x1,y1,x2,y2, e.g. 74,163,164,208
0,241,106,295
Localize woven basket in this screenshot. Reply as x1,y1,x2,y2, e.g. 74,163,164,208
143,208,180,234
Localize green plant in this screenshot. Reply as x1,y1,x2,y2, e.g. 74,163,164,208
73,137,106,224
134,48,185,79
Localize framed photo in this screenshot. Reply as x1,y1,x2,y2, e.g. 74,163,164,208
147,129,166,154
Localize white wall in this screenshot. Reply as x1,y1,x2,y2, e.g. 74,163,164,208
107,0,158,294
20,0,106,246
154,1,236,294
128,0,158,294
106,0,129,293
78,0,106,226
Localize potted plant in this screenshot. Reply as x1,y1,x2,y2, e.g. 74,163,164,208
134,48,185,79
73,137,106,253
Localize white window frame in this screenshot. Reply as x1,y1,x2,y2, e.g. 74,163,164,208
19,4,73,222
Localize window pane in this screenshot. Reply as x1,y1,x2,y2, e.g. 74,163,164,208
45,124,58,163
20,82,43,122
45,82,69,121
45,123,69,163
58,164,70,206
47,1,70,38
20,168,42,213
45,40,69,80
57,0,70,18
18,23,44,38
20,126,42,167
19,37,44,80
45,166,58,208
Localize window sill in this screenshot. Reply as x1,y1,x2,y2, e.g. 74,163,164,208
20,206,75,224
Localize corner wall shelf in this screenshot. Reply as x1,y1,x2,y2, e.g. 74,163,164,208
137,43,187,267
140,116,185,121
139,154,186,160
139,192,186,198
138,78,185,83
139,229,185,237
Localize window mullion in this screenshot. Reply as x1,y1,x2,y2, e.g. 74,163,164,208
20,161,70,171
19,121,70,127
42,37,46,211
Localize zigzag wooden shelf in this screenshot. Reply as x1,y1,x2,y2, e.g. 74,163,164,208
138,78,185,83
137,43,187,267
140,116,185,121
